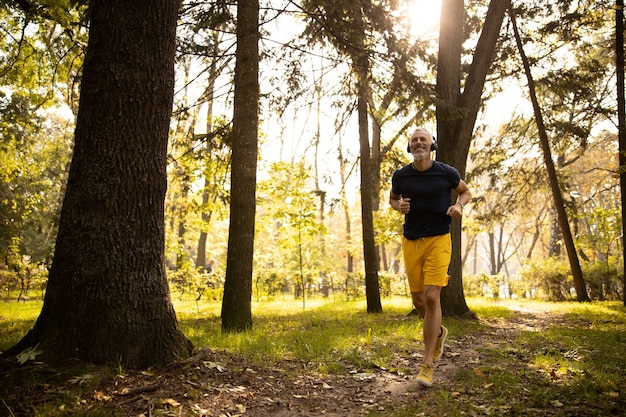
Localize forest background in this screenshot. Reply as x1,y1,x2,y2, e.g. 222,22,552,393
0,0,623,361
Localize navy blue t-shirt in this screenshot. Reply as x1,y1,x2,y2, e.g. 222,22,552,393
391,161,461,240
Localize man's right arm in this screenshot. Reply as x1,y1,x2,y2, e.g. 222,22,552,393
389,191,402,211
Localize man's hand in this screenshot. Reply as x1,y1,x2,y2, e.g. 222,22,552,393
446,203,463,219
398,198,410,214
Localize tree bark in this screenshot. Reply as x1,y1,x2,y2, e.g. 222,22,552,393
4,0,192,368
221,0,259,331
352,5,382,314
616,0,626,306
357,68,383,313
437,0,510,317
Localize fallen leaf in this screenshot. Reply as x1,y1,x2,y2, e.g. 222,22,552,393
162,398,181,407
192,404,211,416
204,361,226,372
94,391,112,401
69,373,94,385
16,345,43,364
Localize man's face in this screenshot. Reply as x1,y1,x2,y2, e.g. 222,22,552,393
409,131,432,160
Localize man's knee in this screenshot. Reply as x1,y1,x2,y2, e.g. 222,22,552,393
424,287,442,309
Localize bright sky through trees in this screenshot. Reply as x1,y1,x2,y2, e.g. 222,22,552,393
252,0,441,203
407,0,442,39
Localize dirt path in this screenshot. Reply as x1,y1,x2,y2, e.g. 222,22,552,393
2,307,559,416
98,307,556,416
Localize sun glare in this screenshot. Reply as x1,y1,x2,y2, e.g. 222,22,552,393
407,0,442,39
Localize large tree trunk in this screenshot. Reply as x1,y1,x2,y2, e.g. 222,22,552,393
221,0,259,331
4,0,192,368
437,0,510,317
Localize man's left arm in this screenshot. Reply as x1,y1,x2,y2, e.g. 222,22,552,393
446,180,471,219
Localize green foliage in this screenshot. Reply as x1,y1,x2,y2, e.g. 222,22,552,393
164,115,232,272
373,202,403,246
481,301,626,417
466,0,618,281
0,2,84,278
5,237,48,301
169,266,223,304
573,199,622,263
1,2,87,107
517,257,574,301
255,161,330,300
0,92,72,266
464,272,506,298
582,257,624,301
515,256,624,302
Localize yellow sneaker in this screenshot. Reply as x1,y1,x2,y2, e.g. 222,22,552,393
416,363,434,387
433,325,448,361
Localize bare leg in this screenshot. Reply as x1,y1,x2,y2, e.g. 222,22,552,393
421,285,442,364
411,291,425,318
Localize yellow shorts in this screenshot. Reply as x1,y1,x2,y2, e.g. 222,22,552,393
402,234,451,293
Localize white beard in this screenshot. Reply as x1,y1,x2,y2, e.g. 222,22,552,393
412,151,428,161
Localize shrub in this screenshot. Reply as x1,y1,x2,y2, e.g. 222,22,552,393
464,272,507,298
517,257,574,301
582,257,623,301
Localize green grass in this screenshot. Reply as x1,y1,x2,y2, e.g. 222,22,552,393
176,296,423,373
2,295,625,416
439,298,626,417
0,299,43,353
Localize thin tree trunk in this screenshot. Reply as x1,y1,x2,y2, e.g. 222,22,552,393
338,132,354,276
349,1,381,313
196,33,220,271
509,8,590,302
488,232,496,275
371,120,383,271
616,0,626,306
221,0,260,331
356,61,382,313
